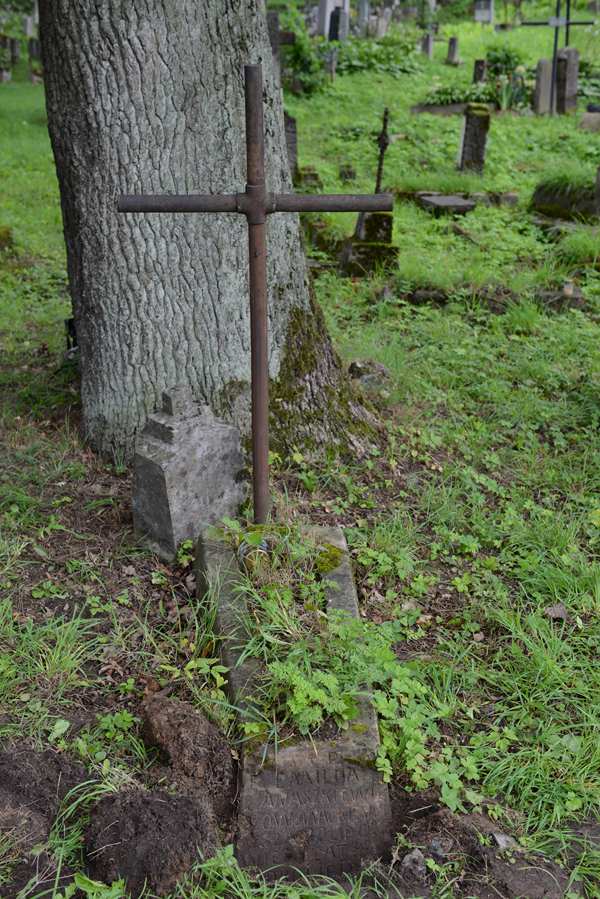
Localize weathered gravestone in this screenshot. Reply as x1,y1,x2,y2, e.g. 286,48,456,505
284,112,299,183
196,526,393,877
533,58,553,114
375,8,393,37
418,194,477,216
329,6,350,41
10,38,19,65
23,15,35,37
318,0,350,38
445,35,460,65
358,0,371,35
474,0,494,24
421,32,434,59
556,47,579,114
458,103,490,173
473,59,487,83
132,388,246,560
267,10,296,80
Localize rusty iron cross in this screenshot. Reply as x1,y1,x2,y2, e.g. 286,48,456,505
119,63,392,524
375,107,390,195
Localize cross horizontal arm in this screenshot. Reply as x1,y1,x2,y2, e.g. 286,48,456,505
522,18,594,24
118,192,394,216
274,193,394,213
118,194,238,214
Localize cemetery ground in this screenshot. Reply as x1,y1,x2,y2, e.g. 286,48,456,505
2,13,600,899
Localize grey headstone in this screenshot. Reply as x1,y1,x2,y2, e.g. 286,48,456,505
446,35,460,65
474,0,494,23
23,16,34,37
458,104,491,173
473,59,487,83
133,389,245,560
580,111,600,132
421,32,434,59
375,8,392,37
318,0,336,36
338,9,350,41
196,526,393,877
533,58,552,114
358,0,370,34
556,47,579,115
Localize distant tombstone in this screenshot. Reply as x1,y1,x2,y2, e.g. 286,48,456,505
458,103,491,173
474,0,494,23
375,7,392,37
358,0,370,34
23,16,34,37
588,0,600,11
318,0,336,36
284,112,299,182
28,38,41,61
421,32,434,58
10,38,20,66
446,35,460,65
473,59,487,82
533,58,553,114
133,389,246,561
556,47,579,115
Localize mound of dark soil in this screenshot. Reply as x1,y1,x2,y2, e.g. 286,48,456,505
85,790,217,898
0,745,86,897
141,694,235,821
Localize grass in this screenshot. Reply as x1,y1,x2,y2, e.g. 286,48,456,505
2,5,600,897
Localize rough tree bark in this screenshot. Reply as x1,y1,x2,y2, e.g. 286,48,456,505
39,0,358,459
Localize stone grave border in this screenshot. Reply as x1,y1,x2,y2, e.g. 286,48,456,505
196,525,392,877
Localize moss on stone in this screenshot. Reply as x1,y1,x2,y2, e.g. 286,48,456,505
315,542,344,574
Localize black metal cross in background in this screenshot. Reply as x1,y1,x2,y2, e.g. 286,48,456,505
522,0,594,113
375,107,390,195
119,64,392,524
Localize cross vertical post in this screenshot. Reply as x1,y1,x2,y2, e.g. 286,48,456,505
118,63,393,525
375,108,390,195
244,65,270,525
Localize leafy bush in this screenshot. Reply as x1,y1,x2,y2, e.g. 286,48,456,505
424,79,496,106
280,8,327,95
334,32,421,78
486,43,524,76
0,48,10,71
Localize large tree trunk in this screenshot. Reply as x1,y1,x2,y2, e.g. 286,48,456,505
39,0,353,459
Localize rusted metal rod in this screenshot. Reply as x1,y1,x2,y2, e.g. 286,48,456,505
244,64,270,526
119,192,393,215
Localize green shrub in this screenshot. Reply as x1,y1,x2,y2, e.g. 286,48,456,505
334,31,421,78
486,43,524,76
280,8,327,95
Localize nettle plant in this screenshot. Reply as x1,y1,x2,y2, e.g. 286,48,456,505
222,520,480,811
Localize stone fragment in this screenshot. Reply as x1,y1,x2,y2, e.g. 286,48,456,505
556,47,579,115
355,211,393,243
358,0,370,35
418,194,476,216
544,602,569,621
473,58,487,83
400,847,428,881
86,791,217,898
297,166,324,191
132,388,245,561
580,111,600,132
339,162,357,182
533,58,553,115
142,695,235,820
458,103,491,174
421,32,434,59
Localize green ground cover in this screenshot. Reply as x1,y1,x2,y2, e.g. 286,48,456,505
2,8,600,897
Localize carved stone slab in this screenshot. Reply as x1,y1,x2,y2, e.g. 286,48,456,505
196,526,393,877
133,388,245,560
